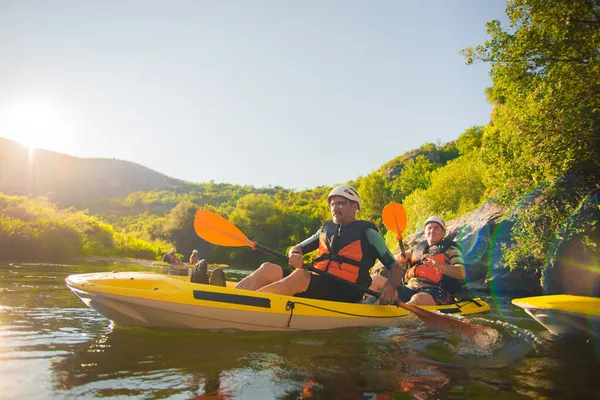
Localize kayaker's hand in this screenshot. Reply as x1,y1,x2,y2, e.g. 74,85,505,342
395,253,407,265
423,256,439,269
378,281,399,305
288,253,304,269
288,246,304,269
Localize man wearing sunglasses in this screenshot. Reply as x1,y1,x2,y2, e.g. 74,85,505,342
235,185,403,304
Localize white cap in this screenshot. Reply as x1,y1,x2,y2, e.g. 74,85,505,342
424,216,446,231
327,185,361,209
170,247,177,253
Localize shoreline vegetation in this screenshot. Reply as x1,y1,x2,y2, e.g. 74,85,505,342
72,256,167,266
72,256,230,270
0,192,171,263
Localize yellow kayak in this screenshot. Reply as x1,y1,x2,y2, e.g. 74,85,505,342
512,295,600,336
66,271,490,332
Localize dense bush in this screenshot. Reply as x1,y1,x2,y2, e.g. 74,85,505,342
0,194,169,262
402,153,486,234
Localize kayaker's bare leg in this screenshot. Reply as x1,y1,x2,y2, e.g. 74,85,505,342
407,292,436,306
366,275,436,305
361,274,387,302
256,269,311,295
234,262,283,291
368,274,387,292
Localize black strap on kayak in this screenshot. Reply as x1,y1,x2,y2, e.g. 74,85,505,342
453,292,484,308
285,301,295,328
285,300,403,319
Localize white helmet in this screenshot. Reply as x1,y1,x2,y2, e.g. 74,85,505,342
424,216,446,231
327,185,361,210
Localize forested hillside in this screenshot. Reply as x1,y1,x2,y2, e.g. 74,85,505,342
0,138,461,263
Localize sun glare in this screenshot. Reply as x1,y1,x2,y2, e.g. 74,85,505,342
0,94,78,154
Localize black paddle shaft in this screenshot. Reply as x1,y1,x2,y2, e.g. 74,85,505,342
253,243,381,298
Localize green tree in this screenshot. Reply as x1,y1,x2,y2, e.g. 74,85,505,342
163,197,210,260
390,155,440,201
403,153,486,233
229,194,286,249
456,126,484,155
357,173,391,229
462,0,600,272
462,0,599,198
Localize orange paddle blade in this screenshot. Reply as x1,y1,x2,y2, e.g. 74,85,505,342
193,210,254,248
382,202,407,237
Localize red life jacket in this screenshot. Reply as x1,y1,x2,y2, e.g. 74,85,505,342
313,220,378,285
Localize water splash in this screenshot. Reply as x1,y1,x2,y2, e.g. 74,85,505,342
447,318,539,369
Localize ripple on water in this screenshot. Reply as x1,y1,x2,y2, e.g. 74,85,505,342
58,374,191,399
438,317,540,369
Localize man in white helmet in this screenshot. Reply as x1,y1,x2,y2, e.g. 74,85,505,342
367,215,466,305
235,185,404,304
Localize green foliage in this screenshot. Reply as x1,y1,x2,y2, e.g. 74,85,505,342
0,193,169,262
163,197,198,235
438,141,460,163
229,194,284,248
456,126,484,155
462,0,600,274
504,176,598,270
462,0,599,199
377,142,460,180
403,153,486,234
229,193,325,260
357,173,391,228
390,155,440,201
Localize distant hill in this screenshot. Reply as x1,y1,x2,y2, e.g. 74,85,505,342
0,137,183,206
0,136,460,213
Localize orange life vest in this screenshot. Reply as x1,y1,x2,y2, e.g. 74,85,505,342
313,220,378,285
405,253,446,284
405,239,459,285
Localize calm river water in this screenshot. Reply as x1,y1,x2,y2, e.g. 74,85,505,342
0,261,598,399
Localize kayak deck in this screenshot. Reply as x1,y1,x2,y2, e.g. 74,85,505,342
512,295,600,337
66,271,490,332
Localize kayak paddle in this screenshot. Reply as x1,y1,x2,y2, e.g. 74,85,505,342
193,209,496,343
381,202,497,342
382,202,408,261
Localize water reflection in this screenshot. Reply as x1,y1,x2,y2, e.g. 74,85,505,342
2,262,600,399
50,323,541,399
51,326,400,398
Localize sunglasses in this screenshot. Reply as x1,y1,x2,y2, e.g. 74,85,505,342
330,201,349,209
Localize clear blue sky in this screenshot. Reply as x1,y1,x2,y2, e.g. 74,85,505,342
0,0,508,190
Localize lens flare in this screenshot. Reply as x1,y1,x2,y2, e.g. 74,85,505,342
487,220,513,317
